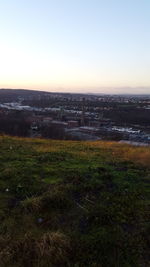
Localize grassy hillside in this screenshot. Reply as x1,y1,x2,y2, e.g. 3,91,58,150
0,136,149,267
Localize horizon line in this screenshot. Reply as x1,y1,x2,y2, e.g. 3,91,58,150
0,87,150,96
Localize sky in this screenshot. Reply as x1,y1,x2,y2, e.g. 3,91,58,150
0,0,150,94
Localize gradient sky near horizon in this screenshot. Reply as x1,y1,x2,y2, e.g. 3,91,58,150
0,0,150,94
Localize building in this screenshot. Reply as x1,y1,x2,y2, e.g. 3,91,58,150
68,120,79,128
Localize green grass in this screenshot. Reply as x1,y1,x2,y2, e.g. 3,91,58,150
0,136,149,267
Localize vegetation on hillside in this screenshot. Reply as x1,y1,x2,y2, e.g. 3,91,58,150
0,136,149,266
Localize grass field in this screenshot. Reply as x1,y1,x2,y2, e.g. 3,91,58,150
0,136,149,266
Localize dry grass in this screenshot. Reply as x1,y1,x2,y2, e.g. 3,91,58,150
36,232,70,260
81,141,150,167
21,196,42,212
1,135,149,167
110,144,150,167
0,232,70,267
33,138,150,167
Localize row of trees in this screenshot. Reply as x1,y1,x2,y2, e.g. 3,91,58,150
104,108,150,126
0,111,30,137
0,111,66,139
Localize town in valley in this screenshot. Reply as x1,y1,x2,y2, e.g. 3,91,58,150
0,89,150,145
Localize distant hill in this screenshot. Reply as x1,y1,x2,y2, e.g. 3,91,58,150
0,136,149,267
0,88,49,102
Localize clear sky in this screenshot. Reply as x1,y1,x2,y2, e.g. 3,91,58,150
0,0,150,94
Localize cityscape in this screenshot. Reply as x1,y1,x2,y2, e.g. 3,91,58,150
0,0,150,265
0,89,150,144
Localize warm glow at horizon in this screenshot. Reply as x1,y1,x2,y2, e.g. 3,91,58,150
0,0,150,94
